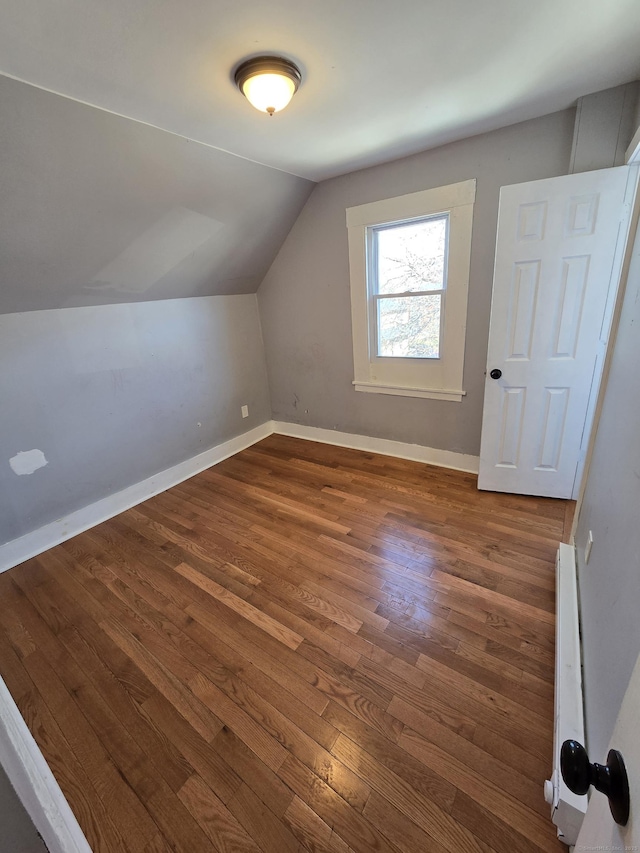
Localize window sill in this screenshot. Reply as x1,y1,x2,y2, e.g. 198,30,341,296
352,381,465,402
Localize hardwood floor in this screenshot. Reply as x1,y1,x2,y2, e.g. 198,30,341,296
0,435,567,853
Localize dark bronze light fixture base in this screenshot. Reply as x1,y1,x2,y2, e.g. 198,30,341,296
234,56,302,112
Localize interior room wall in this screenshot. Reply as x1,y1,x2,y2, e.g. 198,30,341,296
0,766,47,853
258,108,575,456
569,81,639,173
574,218,640,759
0,767,47,853
635,87,640,133
0,295,271,544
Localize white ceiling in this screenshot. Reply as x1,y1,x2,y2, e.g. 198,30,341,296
1,0,640,181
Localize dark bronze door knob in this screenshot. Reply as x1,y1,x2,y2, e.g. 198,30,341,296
489,368,502,380
560,740,630,826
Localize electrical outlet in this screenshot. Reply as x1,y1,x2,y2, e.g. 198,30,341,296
241,405,249,419
585,530,594,564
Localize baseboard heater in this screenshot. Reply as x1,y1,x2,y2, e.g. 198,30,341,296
544,543,588,847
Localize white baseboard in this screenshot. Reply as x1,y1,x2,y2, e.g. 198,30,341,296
0,677,92,853
272,421,480,474
0,421,274,575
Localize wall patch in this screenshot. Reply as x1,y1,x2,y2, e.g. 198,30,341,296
9,449,48,476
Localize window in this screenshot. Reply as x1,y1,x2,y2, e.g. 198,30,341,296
347,179,475,401
373,214,447,359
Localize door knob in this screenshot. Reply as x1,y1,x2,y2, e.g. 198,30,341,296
560,740,630,826
489,368,502,380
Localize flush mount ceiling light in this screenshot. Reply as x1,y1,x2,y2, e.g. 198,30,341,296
234,56,302,116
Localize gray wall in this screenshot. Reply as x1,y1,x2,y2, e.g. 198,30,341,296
575,219,640,759
0,767,46,853
0,75,313,315
258,109,575,455
570,82,640,173
0,294,271,543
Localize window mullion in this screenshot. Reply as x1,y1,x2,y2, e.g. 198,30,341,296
374,289,444,300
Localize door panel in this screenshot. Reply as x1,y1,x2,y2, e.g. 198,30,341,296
553,256,588,358
507,261,539,359
495,387,526,467
536,387,569,471
479,167,633,498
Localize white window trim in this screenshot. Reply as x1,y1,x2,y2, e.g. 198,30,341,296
347,179,476,402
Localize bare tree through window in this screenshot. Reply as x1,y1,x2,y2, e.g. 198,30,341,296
373,215,448,358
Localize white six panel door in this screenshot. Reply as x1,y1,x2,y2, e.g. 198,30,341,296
478,167,633,498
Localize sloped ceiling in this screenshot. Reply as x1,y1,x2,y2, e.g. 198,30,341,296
0,77,313,314
1,0,640,180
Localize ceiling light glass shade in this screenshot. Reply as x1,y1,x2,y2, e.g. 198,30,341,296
235,56,301,115
242,73,296,114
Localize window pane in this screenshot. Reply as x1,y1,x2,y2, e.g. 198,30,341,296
377,294,441,358
376,216,447,295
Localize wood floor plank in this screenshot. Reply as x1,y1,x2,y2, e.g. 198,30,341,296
0,436,565,852
226,781,302,853
356,652,550,760
211,725,295,818
398,726,559,851
177,773,261,853
174,561,304,650
331,733,489,853
362,791,452,853
187,671,289,772
140,692,243,804
322,701,455,814
278,753,396,853
389,697,549,819
284,795,356,853
184,598,330,716
23,648,159,850
101,616,224,743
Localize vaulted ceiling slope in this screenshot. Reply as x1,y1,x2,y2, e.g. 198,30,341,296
1,0,640,180
0,77,313,314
